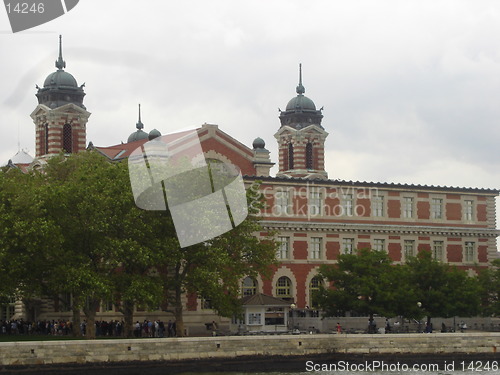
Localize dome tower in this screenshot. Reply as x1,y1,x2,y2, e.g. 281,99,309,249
31,35,91,158
274,64,328,179
127,104,149,143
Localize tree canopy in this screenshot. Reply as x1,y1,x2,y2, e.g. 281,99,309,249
317,248,485,330
0,152,277,338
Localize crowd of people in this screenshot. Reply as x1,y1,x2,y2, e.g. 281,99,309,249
0,319,177,337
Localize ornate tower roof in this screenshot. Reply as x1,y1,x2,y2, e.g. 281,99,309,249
275,64,328,180
128,104,149,143
279,64,323,130
35,35,86,110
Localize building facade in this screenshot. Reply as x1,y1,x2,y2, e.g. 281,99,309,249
95,63,499,321
4,38,499,329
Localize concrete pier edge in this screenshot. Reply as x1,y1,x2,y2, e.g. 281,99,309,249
0,333,498,373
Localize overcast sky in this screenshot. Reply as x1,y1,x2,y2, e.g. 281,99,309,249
1,0,499,241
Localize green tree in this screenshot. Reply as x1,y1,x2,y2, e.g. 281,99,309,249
405,250,480,330
0,153,158,338
317,249,401,331
1,152,277,339
150,180,278,337
0,168,63,317
40,152,170,338
477,259,500,317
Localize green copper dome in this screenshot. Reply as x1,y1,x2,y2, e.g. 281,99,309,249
36,35,86,110
43,70,78,88
127,104,150,143
252,137,266,149
279,64,323,130
148,129,162,140
128,129,149,143
285,94,317,111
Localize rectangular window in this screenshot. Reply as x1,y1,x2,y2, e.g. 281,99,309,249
309,190,322,216
248,313,262,325
431,198,443,219
201,297,212,310
433,241,444,261
310,237,322,259
403,197,414,218
102,299,113,312
372,195,384,217
342,238,355,254
0,297,16,321
276,190,290,215
464,242,475,262
464,200,474,221
58,293,72,312
343,194,353,216
404,240,415,259
277,236,290,259
373,239,385,252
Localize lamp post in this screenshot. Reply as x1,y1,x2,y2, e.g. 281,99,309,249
417,302,422,333
290,303,296,332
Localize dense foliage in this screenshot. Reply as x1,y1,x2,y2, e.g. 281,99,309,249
317,248,495,328
0,152,277,338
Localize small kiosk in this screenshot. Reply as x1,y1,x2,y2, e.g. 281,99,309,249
233,293,292,334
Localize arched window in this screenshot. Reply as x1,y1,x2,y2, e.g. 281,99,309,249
306,142,314,170
276,276,292,299
288,143,294,170
309,276,324,308
242,277,257,296
63,123,72,153
44,123,49,155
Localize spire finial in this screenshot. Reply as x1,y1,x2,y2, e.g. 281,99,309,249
296,63,305,95
55,35,66,70
136,104,144,130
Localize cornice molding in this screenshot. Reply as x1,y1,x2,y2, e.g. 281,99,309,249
261,221,500,238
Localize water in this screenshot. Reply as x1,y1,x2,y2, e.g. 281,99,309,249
178,371,499,375
3,358,498,374
178,372,499,375
175,361,500,375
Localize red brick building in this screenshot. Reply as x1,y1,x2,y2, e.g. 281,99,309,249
95,65,498,317
6,40,498,328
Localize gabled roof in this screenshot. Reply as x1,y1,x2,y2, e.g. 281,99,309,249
92,124,258,175
90,138,148,161
241,293,290,307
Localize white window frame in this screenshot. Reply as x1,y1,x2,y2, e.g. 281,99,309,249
372,195,384,217
310,237,322,260
276,276,292,298
433,241,444,262
343,194,354,216
464,241,475,263
403,240,415,260
464,200,474,221
342,238,355,254
431,198,443,219
276,190,291,215
247,312,262,325
373,239,385,252
277,236,290,259
309,189,322,216
242,277,257,296
403,197,414,219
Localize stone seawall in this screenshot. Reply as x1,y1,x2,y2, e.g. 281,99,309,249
0,333,498,368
